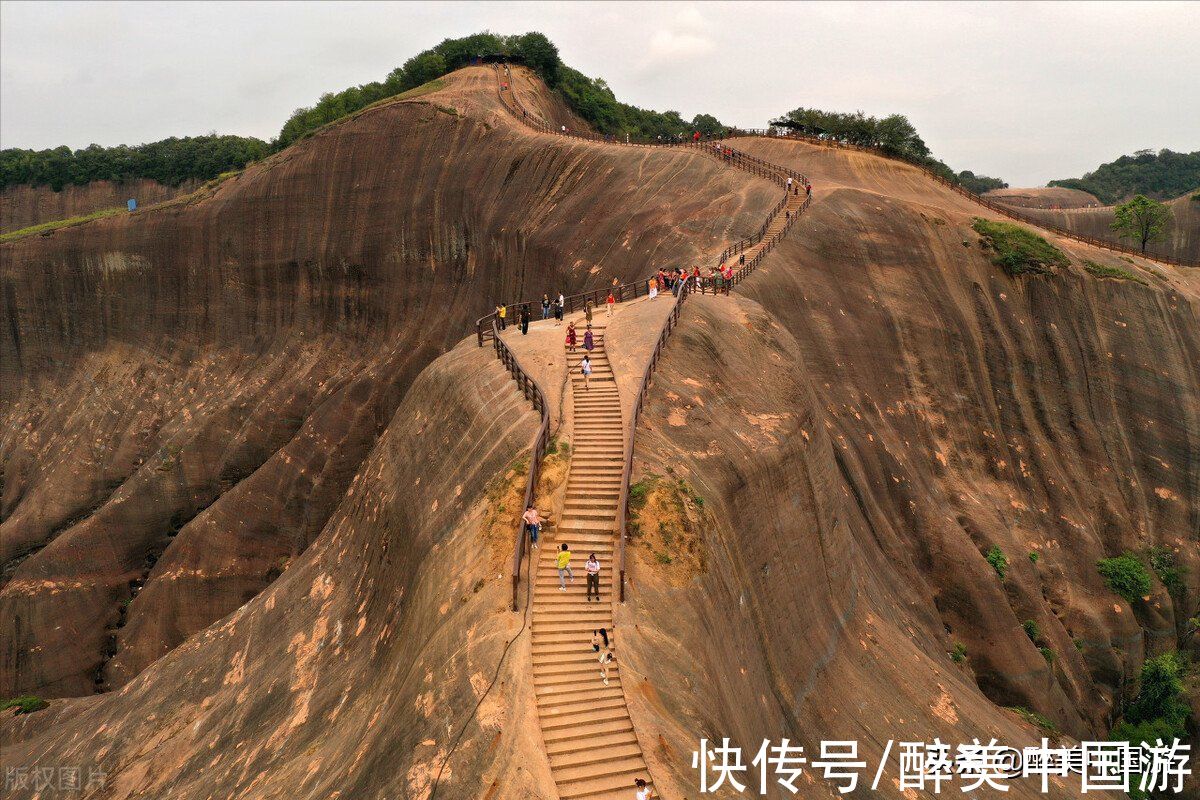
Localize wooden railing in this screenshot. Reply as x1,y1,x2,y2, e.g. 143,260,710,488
614,276,695,601
492,319,552,611
477,64,808,346
489,64,809,606
726,128,1198,268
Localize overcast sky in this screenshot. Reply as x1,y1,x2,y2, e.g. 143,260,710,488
2,1,1197,186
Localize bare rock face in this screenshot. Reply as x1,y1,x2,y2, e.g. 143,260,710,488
2,341,555,798
984,186,1102,209
1,67,778,702
619,140,1199,797
1,179,197,234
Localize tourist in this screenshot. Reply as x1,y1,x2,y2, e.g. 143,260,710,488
591,630,602,653
523,504,540,548
555,293,565,325
598,648,615,686
713,270,724,295
606,291,615,317
648,278,658,300
520,305,530,335
691,265,701,287
583,325,594,353
599,627,610,648
497,303,507,330
806,182,812,198
585,553,601,601
556,543,573,590
579,354,592,390
566,321,577,352
584,299,594,326
787,176,793,193
634,778,654,799
541,293,550,320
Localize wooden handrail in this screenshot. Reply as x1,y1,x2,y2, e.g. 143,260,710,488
477,64,810,347
728,129,1197,268
614,276,694,601
492,318,552,611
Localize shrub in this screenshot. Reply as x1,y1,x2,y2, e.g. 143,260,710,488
1097,553,1152,603
1111,652,1190,762
1147,546,1185,595
1,695,48,714
1022,620,1040,641
950,643,967,663
628,478,653,510
1082,260,1148,285
972,218,1070,276
1028,551,1039,564
1038,646,1055,663
986,546,1009,580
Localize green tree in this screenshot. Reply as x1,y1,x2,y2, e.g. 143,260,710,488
1111,194,1173,253
515,32,559,86
691,113,725,137
403,52,448,89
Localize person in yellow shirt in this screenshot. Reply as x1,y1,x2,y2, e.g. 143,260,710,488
556,543,573,591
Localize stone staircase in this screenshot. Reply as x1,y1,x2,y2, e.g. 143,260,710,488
531,321,653,799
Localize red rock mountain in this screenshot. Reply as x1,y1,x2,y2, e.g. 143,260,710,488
2,66,1197,799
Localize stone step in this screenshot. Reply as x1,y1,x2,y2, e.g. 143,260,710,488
557,767,653,800
549,741,643,771
556,755,649,790
544,728,639,758
541,717,633,747
534,670,622,691
538,704,628,731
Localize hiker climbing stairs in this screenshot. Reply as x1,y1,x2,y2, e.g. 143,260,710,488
530,320,653,799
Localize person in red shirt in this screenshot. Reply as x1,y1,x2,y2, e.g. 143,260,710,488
693,130,701,142
606,291,615,317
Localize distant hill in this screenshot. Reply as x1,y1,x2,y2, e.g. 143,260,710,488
1049,148,1200,205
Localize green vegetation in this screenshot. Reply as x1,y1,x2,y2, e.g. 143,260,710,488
1009,706,1058,733
985,545,1009,579
1111,195,1174,254
0,206,126,243
1097,553,1152,603
628,478,653,510
1049,148,1200,204
950,642,968,663
1083,259,1148,285
1028,551,1040,563
1,136,269,191
1111,653,1190,769
1023,620,1040,641
1147,547,1186,596
956,170,1008,194
1,695,48,714
1038,646,1055,663
971,218,1070,276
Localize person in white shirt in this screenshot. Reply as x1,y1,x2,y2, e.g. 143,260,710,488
585,554,601,601
634,778,653,799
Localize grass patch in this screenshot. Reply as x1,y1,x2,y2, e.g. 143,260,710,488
972,217,1069,276
1028,551,1039,563
1,206,126,243
1009,706,1058,733
950,642,968,664
1022,620,1040,641
1097,553,1152,603
1082,259,1148,285
2,695,48,714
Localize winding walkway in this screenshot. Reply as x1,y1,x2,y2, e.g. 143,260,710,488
493,64,808,800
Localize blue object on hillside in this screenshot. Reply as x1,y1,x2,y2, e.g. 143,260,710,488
128,199,137,212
